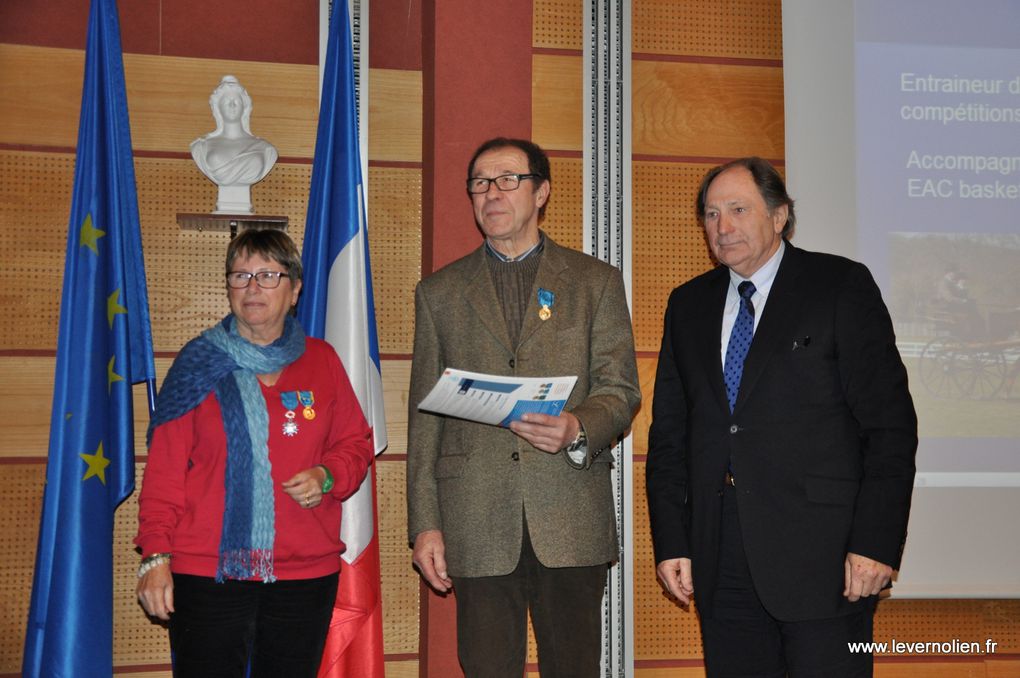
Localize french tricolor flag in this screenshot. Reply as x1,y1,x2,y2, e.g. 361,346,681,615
297,2,387,676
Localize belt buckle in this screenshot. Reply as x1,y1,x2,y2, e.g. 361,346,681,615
724,471,736,487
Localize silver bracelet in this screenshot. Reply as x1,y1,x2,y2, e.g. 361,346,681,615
137,553,171,578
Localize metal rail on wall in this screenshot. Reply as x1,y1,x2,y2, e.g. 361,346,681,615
584,0,634,676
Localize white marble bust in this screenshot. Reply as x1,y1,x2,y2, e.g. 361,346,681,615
191,75,278,214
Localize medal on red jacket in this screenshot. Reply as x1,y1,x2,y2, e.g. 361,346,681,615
281,391,299,436
299,390,316,420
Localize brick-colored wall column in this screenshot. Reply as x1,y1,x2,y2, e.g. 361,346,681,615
419,2,534,677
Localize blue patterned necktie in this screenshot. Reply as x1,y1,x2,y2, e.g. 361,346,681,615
723,281,757,412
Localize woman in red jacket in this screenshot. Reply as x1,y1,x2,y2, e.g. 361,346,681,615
135,228,373,678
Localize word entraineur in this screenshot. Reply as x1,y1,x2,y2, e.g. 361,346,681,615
900,73,1011,95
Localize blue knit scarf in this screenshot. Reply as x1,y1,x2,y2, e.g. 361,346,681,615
148,315,305,582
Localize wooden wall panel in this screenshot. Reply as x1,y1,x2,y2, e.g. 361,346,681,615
0,464,46,672
633,459,705,660
0,356,170,459
543,157,584,253
874,600,1020,654
874,661,1001,677
0,154,424,356
381,360,410,457
0,44,84,149
121,53,318,157
633,357,658,456
385,659,422,677
0,150,74,350
0,44,318,157
988,660,1020,677
633,59,785,160
368,68,423,163
139,160,313,351
0,462,173,674
0,151,313,353
367,167,421,354
635,669,705,678
631,662,1020,677
0,353,410,460
0,357,53,457
378,455,419,654
533,0,582,51
532,54,583,152
631,161,716,352
113,467,178,667
633,0,783,60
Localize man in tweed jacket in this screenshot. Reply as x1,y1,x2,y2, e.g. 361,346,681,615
407,138,640,677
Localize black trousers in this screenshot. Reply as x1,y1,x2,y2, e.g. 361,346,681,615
699,485,876,678
451,526,608,678
169,572,338,678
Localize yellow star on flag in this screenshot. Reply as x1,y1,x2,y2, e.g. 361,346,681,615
107,288,127,328
107,355,124,393
80,213,106,255
80,442,111,485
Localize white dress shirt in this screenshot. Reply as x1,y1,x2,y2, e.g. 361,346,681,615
719,240,786,367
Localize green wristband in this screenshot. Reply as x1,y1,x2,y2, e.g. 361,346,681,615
317,464,334,493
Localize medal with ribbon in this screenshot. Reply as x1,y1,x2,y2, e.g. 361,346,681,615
537,287,555,321
299,390,316,420
281,391,299,436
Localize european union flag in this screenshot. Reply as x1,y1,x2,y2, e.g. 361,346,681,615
22,0,155,675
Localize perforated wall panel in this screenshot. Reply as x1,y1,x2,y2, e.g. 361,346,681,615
633,0,783,60
534,0,584,50
366,167,421,355
632,161,716,352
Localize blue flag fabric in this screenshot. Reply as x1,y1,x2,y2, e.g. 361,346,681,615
297,2,387,674
22,0,155,675
297,0,386,459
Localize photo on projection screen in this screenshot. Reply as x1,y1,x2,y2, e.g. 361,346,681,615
783,0,1020,596
854,0,1020,473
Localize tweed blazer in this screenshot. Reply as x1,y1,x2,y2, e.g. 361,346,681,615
407,236,641,577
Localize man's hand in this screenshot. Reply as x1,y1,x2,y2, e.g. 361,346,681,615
412,529,453,593
843,552,893,601
656,557,694,606
509,412,580,453
137,563,174,620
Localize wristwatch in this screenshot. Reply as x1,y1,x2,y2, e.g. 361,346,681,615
562,427,588,454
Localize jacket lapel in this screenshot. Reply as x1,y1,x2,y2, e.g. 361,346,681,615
460,247,514,354
734,243,806,412
700,268,731,414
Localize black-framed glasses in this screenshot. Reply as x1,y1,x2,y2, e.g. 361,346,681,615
226,271,290,289
466,173,541,194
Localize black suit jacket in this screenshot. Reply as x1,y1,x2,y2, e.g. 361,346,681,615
646,243,917,621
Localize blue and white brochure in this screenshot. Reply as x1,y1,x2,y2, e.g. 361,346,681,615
418,367,578,427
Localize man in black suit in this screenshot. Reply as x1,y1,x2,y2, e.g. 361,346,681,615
646,157,917,677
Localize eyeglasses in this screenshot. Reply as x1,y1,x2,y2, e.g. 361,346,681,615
226,271,290,289
466,173,541,194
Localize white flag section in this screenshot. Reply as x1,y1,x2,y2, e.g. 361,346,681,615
298,1,387,675
325,203,387,562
